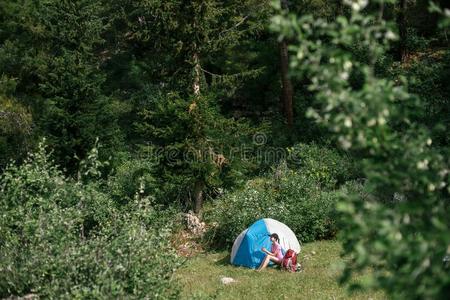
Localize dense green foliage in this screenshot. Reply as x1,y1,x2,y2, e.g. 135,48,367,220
286,143,355,189
204,143,354,246
0,76,33,166
0,142,180,298
135,90,261,207
274,1,450,298
0,0,125,172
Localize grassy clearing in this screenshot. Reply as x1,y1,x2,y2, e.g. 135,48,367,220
176,240,385,299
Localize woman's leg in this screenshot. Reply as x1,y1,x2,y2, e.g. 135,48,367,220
257,255,281,271
257,255,271,271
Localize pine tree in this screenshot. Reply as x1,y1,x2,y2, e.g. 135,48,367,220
0,76,33,168
114,0,268,211
279,0,294,129
0,0,125,172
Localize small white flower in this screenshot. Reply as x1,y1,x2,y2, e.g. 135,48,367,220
417,159,429,170
385,30,397,40
352,2,361,11
378,116,386,125
357,132,366,143
367,119,376,127
340,71,349,81
344,117,352,128
359,0,368,9
403,214,410,224
426,138,432,146
428,183,435,192
343,61,352,70
439,169,449,177
344,0,368,11
338,136,352,150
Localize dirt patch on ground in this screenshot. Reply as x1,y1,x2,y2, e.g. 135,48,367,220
172,211,206,257
172,229,205,257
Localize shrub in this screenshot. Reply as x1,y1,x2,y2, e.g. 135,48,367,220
0,76,33,169
405,28,430,53
399,50,450,146
107,157,160,205
203,178,283,248
276,172,339,242
273,2,450,298
286,143,355,189
204,166,340,248
0,142,180,299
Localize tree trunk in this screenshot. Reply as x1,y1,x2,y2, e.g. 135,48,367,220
193,51,201,95
336,0,344,17
193,179,205,214
397,0,408,62
279,0,294,129
192,50,205,214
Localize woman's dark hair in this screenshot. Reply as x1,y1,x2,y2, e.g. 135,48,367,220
270,233,280,243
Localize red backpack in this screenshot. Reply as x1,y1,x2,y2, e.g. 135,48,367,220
281,249,298,272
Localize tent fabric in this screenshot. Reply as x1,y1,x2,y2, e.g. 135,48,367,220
230,218,301,269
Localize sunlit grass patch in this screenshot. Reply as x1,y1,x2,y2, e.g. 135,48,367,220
176,240,385,299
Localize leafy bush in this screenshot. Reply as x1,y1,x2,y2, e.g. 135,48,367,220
277,172,339,242
286,143,355,189
405,28,430,53
203,179,282,248
107,157,160,205
398,49,450,146
273,2,450,298
204,164,341,248
0,142,180,299
0,76,33,170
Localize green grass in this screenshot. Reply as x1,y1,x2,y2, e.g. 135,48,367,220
176,240,385,299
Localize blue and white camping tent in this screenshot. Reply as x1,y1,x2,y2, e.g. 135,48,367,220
230,218,301,269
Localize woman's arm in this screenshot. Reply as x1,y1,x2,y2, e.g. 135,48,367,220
261,247,275,256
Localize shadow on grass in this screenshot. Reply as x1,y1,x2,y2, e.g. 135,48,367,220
215,253,231,266
213,253,280,272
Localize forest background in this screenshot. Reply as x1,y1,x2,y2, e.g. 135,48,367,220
1,0,449,298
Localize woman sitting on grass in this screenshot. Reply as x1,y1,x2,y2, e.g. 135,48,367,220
257,233,283,271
